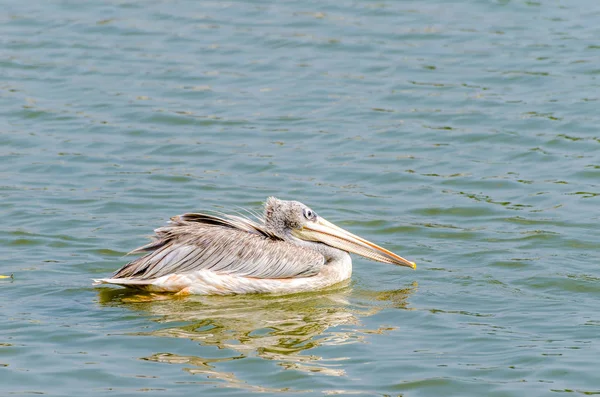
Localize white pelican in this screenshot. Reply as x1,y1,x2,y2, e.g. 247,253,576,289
95,197,416,295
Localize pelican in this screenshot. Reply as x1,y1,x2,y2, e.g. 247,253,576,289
95,197,416,295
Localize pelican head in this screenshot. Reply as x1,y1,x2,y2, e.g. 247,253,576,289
264,197,416,269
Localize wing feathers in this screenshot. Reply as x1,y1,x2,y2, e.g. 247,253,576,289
112,212,324,280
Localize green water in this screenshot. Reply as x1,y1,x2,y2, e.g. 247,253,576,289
2,0,600,395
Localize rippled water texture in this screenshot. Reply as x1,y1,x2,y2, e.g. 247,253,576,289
2,0,600,395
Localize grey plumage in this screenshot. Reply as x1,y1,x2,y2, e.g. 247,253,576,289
111,199,325,281
100,196,416,294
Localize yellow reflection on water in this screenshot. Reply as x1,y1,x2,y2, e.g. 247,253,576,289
96,281,416,391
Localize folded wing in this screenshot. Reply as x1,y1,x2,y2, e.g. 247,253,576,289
111,213,325,280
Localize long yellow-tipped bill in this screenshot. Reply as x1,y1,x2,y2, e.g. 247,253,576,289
293,217,416,269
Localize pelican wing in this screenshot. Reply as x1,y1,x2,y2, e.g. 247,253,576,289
111,213,325,280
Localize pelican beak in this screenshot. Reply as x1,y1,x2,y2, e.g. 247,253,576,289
292,217,416,269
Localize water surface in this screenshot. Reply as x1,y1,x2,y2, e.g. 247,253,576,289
2,0,600,395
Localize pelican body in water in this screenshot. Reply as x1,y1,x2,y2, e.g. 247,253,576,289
95,197,416,295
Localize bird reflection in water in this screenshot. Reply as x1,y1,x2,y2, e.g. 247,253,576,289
96,282,416,392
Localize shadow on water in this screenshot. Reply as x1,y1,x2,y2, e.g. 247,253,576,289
96,282,417,391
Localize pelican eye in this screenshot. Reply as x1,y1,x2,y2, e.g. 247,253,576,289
303,208,316,220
